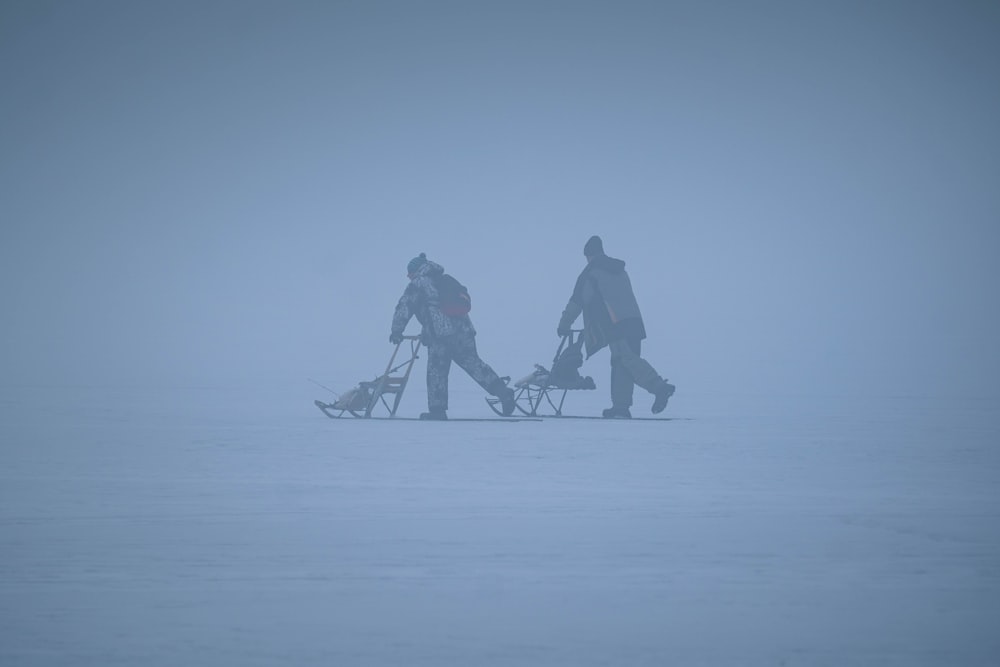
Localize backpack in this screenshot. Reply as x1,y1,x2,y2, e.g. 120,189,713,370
550,336,584,380
434,273,472,317
549,335,594,389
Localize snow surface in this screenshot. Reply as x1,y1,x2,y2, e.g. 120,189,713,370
2,383,998,666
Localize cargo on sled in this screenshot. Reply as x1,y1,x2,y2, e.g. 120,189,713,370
485,329,595,417
314,336,422,418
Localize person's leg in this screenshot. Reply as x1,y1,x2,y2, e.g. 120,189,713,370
451,334,515,414
610,338,664,392
610,337,675,413
608,338,642,409
603,340,630,417
425,340,452,414
609,344,621,408
449,334,500,389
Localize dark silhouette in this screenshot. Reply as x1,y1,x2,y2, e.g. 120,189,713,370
557,236,675,418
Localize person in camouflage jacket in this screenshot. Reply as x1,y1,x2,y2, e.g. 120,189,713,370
391,253,515,420
557,236,675,418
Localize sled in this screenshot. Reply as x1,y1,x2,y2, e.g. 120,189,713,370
315,335,422,418
485,329,596,417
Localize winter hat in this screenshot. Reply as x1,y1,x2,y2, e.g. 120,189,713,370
583,235,604,257
407,252,428,274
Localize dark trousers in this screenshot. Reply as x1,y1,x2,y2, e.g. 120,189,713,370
608,336,665,407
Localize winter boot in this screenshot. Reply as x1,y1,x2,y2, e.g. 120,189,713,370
651,382,675,414
498,387,516,417
602,406,632,419
419,408,448,421
488,379,516,417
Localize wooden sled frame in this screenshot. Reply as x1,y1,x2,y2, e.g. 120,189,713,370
315,336,422,418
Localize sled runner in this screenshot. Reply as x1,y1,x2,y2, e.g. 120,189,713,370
485,329,596,417
317,415,543,422
315,336,422,418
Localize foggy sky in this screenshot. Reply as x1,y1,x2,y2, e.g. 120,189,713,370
2,0,998,399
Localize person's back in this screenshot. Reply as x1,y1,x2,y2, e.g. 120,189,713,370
583,252,646,342
397,257,472,341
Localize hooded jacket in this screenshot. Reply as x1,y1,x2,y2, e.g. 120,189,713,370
558,253,646,358
392,260,476,341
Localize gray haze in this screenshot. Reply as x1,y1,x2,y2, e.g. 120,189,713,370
2,0,998,399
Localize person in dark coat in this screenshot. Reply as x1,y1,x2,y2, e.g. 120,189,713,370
557,236,675,418
391,253,515,420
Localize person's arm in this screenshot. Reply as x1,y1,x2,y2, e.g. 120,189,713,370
557,269,590,335
390,286,416,342
557,299,582,336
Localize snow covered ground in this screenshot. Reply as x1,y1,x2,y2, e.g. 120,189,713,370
2,382,998,666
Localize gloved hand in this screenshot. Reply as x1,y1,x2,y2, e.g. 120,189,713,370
557,326,571,337
389,332,404,345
